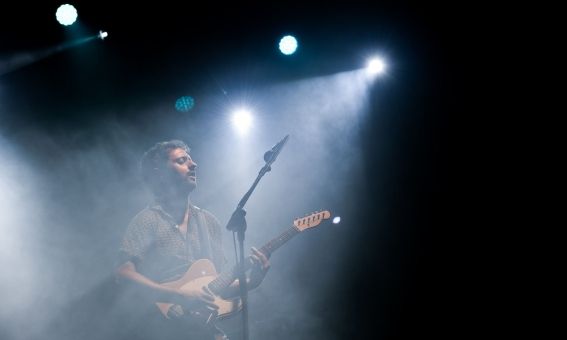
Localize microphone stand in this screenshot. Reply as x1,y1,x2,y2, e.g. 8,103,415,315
225,135,288,340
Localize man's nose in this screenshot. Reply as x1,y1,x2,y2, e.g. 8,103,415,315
189,160,197,169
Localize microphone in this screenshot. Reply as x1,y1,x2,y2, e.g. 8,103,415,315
263,134,289,164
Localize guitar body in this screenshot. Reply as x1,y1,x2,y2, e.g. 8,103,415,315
156,259,242,322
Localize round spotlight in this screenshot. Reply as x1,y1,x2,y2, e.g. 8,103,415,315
279,35,298,55
231,109,253,135
55,4,78,26
175,96,195,112
367,57,386,75
332,216,341,224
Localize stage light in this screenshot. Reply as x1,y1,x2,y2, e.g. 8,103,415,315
175,96,195,112
367,57,386,75
55,4,78,26
98,30,108,40
332,216,341,224
231,109,253,135
279,35,298,55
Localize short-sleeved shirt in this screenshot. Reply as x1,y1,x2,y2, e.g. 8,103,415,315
119,203,225,283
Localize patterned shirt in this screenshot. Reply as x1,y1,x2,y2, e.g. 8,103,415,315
119,203,225,283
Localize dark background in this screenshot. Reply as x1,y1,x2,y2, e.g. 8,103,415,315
0,1,459,339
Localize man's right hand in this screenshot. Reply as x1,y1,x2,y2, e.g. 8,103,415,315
177,285,219,310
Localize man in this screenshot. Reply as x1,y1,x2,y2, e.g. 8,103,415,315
116,140,270,340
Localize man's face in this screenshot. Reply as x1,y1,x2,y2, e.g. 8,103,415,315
165,147,197,191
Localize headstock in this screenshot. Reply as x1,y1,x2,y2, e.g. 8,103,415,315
293,210,331,231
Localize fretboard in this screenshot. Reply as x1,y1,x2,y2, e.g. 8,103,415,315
207,225,300,294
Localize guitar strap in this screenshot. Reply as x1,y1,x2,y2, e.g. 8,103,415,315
191,206,214,263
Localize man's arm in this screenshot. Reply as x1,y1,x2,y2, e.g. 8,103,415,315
116,260,218,308
221,247,270,299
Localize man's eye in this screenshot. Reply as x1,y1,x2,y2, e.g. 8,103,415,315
176,157,187,164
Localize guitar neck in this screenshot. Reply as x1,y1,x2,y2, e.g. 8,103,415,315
208,225,300,294
259,224,301,256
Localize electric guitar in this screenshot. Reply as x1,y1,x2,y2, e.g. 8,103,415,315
155,210,331,325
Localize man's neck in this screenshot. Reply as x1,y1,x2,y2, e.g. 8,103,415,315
158,192,191,224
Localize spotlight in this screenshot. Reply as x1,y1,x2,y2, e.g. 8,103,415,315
278,35,298,55
55,4,78,26
98,30,108,40
175,96,195,112
366,57,386,75
332,216,341,224
231,109,253,135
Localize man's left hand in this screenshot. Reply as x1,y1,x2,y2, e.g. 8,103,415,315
248,247,270,288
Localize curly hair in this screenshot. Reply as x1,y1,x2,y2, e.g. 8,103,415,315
140,140,190,196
